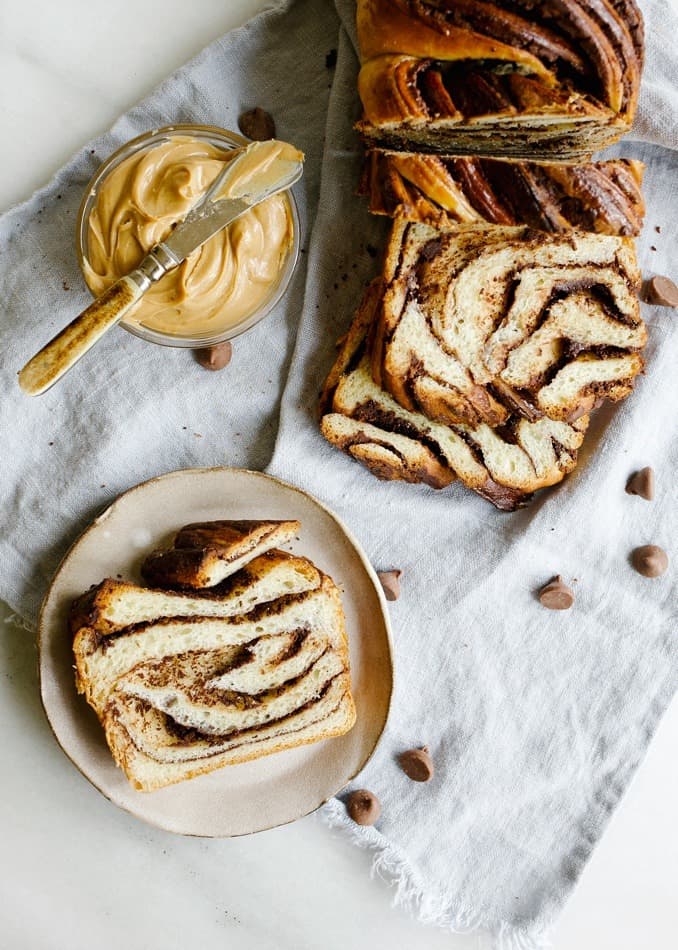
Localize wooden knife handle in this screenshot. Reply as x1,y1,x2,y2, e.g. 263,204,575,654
18,276,143,396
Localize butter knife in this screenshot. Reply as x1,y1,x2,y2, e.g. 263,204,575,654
18,141,304,396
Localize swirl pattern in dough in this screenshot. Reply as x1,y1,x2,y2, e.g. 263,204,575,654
369,221,646,428
356,0,643,160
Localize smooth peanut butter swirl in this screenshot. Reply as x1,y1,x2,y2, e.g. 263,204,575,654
82,136,300,337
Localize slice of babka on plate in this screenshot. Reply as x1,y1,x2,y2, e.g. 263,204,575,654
141,519,301,589
71,525,356,791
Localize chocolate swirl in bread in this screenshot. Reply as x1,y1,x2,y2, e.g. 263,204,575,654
72,554,355,791
370,221,646,429
356,0,643,160
319,283,588,510
361,151,645,236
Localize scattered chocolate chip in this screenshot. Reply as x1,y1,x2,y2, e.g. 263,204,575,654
650,246,657,252
643,275,678,308
377,569,402,601
655,225,661,234
62,280,70,291
238,107,276,141
631,545,668,578
195,342,233,371
538,575,575,610
399,747,434,782
325,48,337,69
366,244,378,258
626,466,654,501
346,789,381,826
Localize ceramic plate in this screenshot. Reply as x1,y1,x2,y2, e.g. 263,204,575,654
38,468,393,837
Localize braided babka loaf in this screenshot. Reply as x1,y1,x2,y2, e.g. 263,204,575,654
369,220,646,428
72,523,355,791
361,150,645,235
356,0,643,160
320,283,588,510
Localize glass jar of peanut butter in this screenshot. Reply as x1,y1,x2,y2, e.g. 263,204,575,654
75,125,300,347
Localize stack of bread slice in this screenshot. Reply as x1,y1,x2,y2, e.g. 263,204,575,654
71,520,356,791
319,0,648,510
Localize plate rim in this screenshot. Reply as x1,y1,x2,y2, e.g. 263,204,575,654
37,465,395,837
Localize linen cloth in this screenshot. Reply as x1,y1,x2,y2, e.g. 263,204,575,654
0,1,676,947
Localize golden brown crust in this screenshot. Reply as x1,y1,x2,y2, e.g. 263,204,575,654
357,0,550,77
319,278,385,415
354,0,642,158
319,357,589,510
362,151,645,236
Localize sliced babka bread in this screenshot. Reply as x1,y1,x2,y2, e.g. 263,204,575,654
319,293,588,509
69,551,321,636
71,531,356,791
74,577,345,717
140,519,300,589
355,0,643,160
104,687,355,792
321,355,588,510
370,220,645,428
361,151,645,235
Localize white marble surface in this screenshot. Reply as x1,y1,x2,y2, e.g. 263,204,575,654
1,1,675,947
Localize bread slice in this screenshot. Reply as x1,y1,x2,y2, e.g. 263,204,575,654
104,689,356,792
141,519,300,589
73,519,356,791
74,570,356,790
355,0,642,161
321,356,587,510
370,221,645,428
74,577,345,716
361,151,645,236
69,551,320,636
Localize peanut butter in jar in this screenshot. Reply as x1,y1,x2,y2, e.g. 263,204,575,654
77,126,301,346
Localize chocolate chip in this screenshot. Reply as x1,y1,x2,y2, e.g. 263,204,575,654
631,545,668,578
195,342,233,371
626,466,654,501
643,275,678,308
538,575,574,610
238,107,276,142
399,747,434,782
325,48,337,69
377,569,402,601
346,789,381,826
